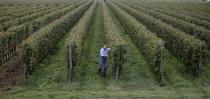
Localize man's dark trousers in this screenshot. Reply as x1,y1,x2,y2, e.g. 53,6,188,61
98,56,107,76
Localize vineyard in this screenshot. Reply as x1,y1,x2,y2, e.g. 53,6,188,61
0,0,210,98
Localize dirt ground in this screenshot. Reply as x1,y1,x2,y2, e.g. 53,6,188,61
0,55,25,90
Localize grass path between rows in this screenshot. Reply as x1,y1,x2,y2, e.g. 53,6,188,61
106,3,155,88
75,2,108,89
22,29,70,89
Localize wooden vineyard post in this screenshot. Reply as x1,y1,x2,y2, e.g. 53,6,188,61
198,55,202,77
67,45,70,81
159,47,164,84
23,64,27,80
0,55,2,65
195,45,203,77
1,55,5,64
115,64,119,80
3,54,6,64
112,48,120,81
114,46,127,81
67,45,73,82
0,46,16,66
6,51,9,62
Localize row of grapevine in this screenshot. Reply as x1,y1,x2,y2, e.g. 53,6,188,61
164,2,210,18
0,1,78,21
102,1,127,80
123,2,210,50
112,0,207,76
144,2,210,22
0,5,30,14
121,1,210,48
65,1,96,79
136,2,210,30
0,5,24,12
0,2,76,31
11,3,75,18
0,1,86,65
103,2,126,47
0,4,57,23
0,1,85,31
0,6,40,22
107,1,164,82
143,1,210,16
0,5,39,17
0,4,59,12
19,1,93,73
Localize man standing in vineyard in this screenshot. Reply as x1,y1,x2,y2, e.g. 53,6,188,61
98,45,111,77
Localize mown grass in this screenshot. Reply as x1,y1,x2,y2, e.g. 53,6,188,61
75,1,107,87
1,87,206,99
163,50,194,87
106,3,155,88
22,28,70,89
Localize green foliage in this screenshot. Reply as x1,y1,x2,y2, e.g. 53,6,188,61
0,1,86,31
144,1,210,22
0,5,36,17
74,2,105,82
0,4,67,31
0,1,85,61
0,32,16,56
65,1,96,72
113,1,207,76
139,3,210,30
102,2,127,79
110,45,127,79
125,3,210,49
19,1,93,73
107,1,165,82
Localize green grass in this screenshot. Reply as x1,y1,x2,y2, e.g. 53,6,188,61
106,3,155,88
0,86,206,99
163,50,194,87
22,28,70,89
75,2,107,86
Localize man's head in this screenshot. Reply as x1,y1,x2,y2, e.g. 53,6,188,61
103,45,107,50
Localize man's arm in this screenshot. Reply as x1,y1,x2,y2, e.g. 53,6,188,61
107,48,111,51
